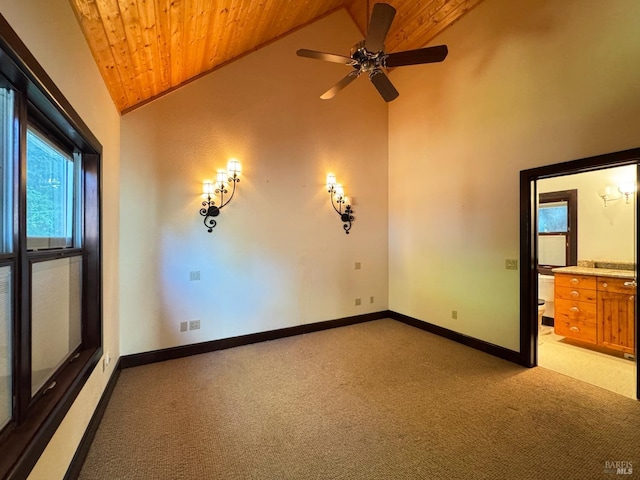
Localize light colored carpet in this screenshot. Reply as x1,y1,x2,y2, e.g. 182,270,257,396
538,330,636,399
79,319,640,479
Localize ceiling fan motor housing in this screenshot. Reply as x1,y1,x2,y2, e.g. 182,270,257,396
351,40,385,73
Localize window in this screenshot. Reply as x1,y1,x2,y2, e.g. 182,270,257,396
0,14,102,479
539,201,568,233
0,86,13,252
537,190,578,275
0,266,11,432
31,256,82,395
0,74,14,438
26,127,78,250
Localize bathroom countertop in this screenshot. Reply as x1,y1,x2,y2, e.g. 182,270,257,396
551,266,636,279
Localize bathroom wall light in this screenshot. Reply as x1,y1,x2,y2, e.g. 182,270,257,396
200,159,241,232
326,173,354,234
598,183,636,207
618,182,636,203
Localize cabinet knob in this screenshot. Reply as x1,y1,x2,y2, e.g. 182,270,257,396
570,306,579,313
570,278,579,285
569,326,580,332
623,281,637,288
570,290,579,297
602,282,608,288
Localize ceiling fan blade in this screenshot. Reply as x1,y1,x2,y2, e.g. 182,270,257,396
384,45,449,67
369,69,399,102
365,3,396,53
320,71,360,100
296,49,354,65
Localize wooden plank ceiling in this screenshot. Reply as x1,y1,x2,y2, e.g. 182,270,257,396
69,0,485,113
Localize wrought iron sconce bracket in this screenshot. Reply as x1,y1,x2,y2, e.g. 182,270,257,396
200,159,242,232
326,174,355,234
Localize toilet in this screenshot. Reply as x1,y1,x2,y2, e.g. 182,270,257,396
537,299,545,333
537,298,553,336
538,274,555,318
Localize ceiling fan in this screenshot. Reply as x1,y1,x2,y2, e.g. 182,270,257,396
296,2,448,102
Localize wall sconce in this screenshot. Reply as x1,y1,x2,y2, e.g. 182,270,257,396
200,159,241,232
598,183,636,207
326,173,354,234
618,183,636,203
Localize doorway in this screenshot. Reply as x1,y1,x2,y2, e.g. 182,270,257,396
520,148,640,400
537,167,636,397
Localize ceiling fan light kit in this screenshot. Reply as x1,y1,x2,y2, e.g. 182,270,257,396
297,2,448,102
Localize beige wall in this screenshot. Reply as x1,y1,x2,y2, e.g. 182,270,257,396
0,0,121,478
539,165,636,264
388,0,640,350
119,9,389,355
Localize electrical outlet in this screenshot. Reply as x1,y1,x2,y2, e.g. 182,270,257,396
355,298,361,306
355,262,361,270
189,319,200,330
180,321,188,332
189,271,201,281
452,310,458,320
505,259,518,270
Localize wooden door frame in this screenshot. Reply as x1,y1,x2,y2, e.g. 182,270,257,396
519,147,640,400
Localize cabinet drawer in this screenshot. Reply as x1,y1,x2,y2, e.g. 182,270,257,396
555,274,597,290
597,276,637,295
555,286,597,302
554,298,597,344
554,316,597,344
555,299,597,321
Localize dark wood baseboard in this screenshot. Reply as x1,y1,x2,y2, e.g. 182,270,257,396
120,311,393,369
389,311,528,367
119,310,528,370
63,360,121,480
65,310,532,477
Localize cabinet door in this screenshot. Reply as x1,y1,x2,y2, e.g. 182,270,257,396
597,291,635,354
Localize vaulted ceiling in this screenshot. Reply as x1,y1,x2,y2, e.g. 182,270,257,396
69,0,485,113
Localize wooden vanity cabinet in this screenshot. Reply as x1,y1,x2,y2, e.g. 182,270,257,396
554,273,636,354
554,274,597,344
596,277,635,354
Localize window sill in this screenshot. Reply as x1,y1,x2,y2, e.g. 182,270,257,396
0,347,101,480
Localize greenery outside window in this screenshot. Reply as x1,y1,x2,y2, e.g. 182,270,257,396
26,126,79,250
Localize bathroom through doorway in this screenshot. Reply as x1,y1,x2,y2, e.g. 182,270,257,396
519,148,640,400
535,165,636,398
